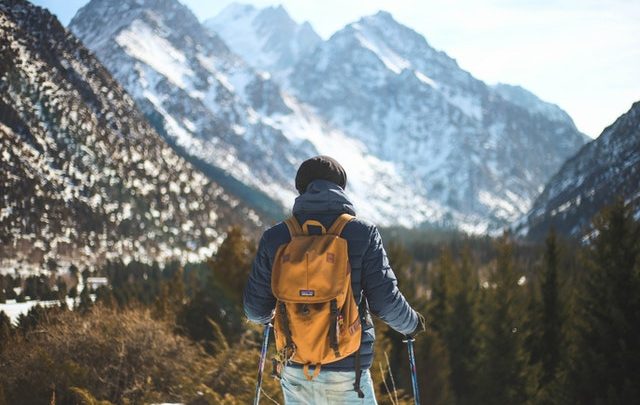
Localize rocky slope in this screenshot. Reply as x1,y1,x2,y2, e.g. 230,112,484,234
520,101,640,239
0,0,261,273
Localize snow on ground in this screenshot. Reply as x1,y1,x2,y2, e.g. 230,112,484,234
205,4,278,72
116,19,194,90
352,25,411,74
0,298,76,324
414,70,438,88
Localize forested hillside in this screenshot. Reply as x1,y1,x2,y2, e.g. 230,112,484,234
0,0,262,273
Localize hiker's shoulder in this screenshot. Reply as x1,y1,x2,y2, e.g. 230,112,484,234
343,216,378,239
260,221,290,247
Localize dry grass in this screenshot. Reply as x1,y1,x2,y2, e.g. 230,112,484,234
0,306,215,404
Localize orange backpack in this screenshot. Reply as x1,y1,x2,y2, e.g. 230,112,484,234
271,213,362,380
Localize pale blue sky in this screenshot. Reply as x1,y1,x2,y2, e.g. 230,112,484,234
32,0,640,138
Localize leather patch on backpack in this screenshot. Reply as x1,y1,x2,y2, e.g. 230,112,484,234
326,253,335,263
299,289,315,297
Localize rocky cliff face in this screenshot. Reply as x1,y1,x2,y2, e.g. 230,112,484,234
520,101,640,239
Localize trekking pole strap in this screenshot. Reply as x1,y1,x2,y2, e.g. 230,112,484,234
353,297,367,399
278,301,295,352
329,299,341,357
353,347,365,398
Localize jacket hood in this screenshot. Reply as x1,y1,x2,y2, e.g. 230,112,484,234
292,180,356,215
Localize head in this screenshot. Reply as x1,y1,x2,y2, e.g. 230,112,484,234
295,155,347,194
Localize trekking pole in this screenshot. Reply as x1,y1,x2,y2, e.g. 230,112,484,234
254,322,272,405
403,336,421,405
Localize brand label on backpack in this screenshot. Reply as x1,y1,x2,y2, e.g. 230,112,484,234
299,289,315,297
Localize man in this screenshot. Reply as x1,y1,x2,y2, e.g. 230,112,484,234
244,155,424,404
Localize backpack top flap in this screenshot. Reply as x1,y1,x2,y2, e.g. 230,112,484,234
271,214,354,304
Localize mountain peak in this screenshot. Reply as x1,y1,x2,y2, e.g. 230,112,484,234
214,2,257,21
257,4,297,27
371,10,395,21
205,3,321,77
71,0,232,64
357,9,402,29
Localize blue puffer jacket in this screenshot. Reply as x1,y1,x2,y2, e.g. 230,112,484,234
243,179,419,371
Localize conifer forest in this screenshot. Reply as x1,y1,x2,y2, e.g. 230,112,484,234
1,201,639,404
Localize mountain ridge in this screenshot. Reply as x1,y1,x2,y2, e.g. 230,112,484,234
0,0,262,273
285,9,588,232
70,0,457,229
519,100,640,239
69,0,588,233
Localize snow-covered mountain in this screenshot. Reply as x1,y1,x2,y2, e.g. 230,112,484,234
205,5,588,232
283,11,589,232
204,3,321,82
491,83,576,125
69,0,451,228
0,0,262,273
519,101,640,239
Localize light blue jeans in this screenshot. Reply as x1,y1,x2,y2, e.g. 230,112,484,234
280,366,378,404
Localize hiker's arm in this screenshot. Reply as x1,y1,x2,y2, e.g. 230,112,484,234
361,225,418,335
243,235,276,324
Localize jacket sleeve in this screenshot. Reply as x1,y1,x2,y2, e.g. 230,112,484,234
361,225,418,335
243,234,276,324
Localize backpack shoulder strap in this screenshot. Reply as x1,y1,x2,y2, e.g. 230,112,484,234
327,213,355,236
284,216,303,237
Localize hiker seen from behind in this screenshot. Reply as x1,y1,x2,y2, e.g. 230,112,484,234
244,155,426,404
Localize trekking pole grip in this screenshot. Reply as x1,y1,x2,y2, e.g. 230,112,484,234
402,336,421,405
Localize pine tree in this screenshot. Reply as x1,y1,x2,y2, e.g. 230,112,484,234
386,241,416,302
68,285,77,300
167,267,186,308
446,247,481,405
0,311,11,352
95,286,115,309
77,285,93,313
153,283,171,321
208,227,254,301
539,229,564,386
415,329,455,405
56,278,67,304
430,248,453,334
477,234,537,403
569,201,640,404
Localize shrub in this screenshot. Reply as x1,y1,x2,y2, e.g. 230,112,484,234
0,306,214,404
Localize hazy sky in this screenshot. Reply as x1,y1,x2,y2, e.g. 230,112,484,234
32,0,640,138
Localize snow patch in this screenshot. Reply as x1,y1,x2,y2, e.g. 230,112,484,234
116,20,194,89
